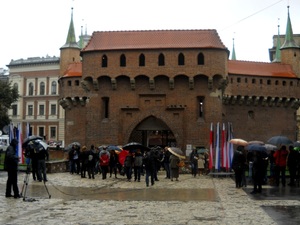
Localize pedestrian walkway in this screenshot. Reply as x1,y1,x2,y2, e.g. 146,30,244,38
0,171,299,224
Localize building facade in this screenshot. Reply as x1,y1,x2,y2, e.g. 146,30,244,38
7,56,64,147
58,7,300,151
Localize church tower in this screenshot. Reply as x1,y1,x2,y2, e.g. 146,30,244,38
280,6,300,77
60,8,81,76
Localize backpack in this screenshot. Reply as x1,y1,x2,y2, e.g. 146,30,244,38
88,152,94,161
100,153,110,166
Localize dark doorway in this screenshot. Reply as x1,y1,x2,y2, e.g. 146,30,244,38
128,116,176,147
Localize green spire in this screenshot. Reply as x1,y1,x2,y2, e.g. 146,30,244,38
281,6,298,49
273,25,281,62
61,8,79,49
79,25,84,49
231,38,236,60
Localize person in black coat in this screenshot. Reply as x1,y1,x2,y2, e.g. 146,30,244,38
4,139,20,198
161,147,171,179
189,148,199,178
251,150,267,194
143,149,156,187
232,146,246,188
287,145,298,186
37,145,49,182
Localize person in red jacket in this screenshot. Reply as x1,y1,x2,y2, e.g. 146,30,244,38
273,145,288,187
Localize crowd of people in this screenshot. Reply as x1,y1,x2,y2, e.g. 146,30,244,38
67,145,188,187
232,144,300,194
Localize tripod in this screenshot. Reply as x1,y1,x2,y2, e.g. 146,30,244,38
20,162,51,202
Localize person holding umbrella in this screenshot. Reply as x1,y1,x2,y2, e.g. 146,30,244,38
232,146,246,188
169,149,181,181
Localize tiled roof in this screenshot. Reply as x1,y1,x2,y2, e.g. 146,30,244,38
228,60,297,78
82,29,227,52
62,62,82,77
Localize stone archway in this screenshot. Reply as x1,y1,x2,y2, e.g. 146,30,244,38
128,116,176,148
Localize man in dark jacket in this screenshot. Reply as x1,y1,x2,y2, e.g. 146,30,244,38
37,144,49,182
4,139,20,198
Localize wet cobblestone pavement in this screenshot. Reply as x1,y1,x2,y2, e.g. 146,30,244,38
1,171,300,225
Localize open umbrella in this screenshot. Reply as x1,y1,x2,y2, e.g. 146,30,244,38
248,140,264,145
293,141,300,147
34,139,49,151
267,136,293,146
167,147,185,159
263,144,277,151
245,144,267,152
197,148,209,154
65,142,81,151
122,142,150,152
22,135,43,148
107,145,122,152
229,138,248,146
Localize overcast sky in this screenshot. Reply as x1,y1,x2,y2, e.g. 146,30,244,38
1,0,300,69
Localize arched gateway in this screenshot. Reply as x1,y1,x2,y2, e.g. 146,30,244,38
128,116,176,148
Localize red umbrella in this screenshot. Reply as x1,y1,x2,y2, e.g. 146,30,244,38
118,150,129,166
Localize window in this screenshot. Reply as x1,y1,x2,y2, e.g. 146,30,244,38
197,53,204,65
237,78,241,83
283,81,286,86
51,81,57,95
28,105,33,116
120,54,126,67
158,53,165,66
75,80,80,86
28,82,34,96
68,81,71,86
260,79,263,84
40,82,45,95
197,96,205,118
267,80,271,85
50,127,56,139
248,111,254,119
39,105,45,115
139,54,145,66
50,104,56,115
13,83,18,92
252,79,256,84
12,104,17,116
39,127,44,137
102,55,108,67
102,97,109,119
245,78,248,83
178,53,185,65
275,80,279,85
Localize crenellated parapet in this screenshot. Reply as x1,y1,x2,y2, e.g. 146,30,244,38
222,95,300,109
59,96,89,109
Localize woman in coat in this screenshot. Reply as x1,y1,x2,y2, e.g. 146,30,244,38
169,153,180,181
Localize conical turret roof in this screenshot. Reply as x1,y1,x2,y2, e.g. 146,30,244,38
281,6,299,49
61,8,80,49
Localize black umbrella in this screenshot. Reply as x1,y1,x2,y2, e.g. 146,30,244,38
22,135,43,148
267,136,293,146
245,144,267,152
122,142,150,152
65,142,81,151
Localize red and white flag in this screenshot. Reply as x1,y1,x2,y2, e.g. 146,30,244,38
209,122,214,170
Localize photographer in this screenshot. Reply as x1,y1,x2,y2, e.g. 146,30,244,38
37,145,49,182
4,138,20,198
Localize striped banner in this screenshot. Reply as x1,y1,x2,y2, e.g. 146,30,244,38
209,122,214,170
215,122,220,171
